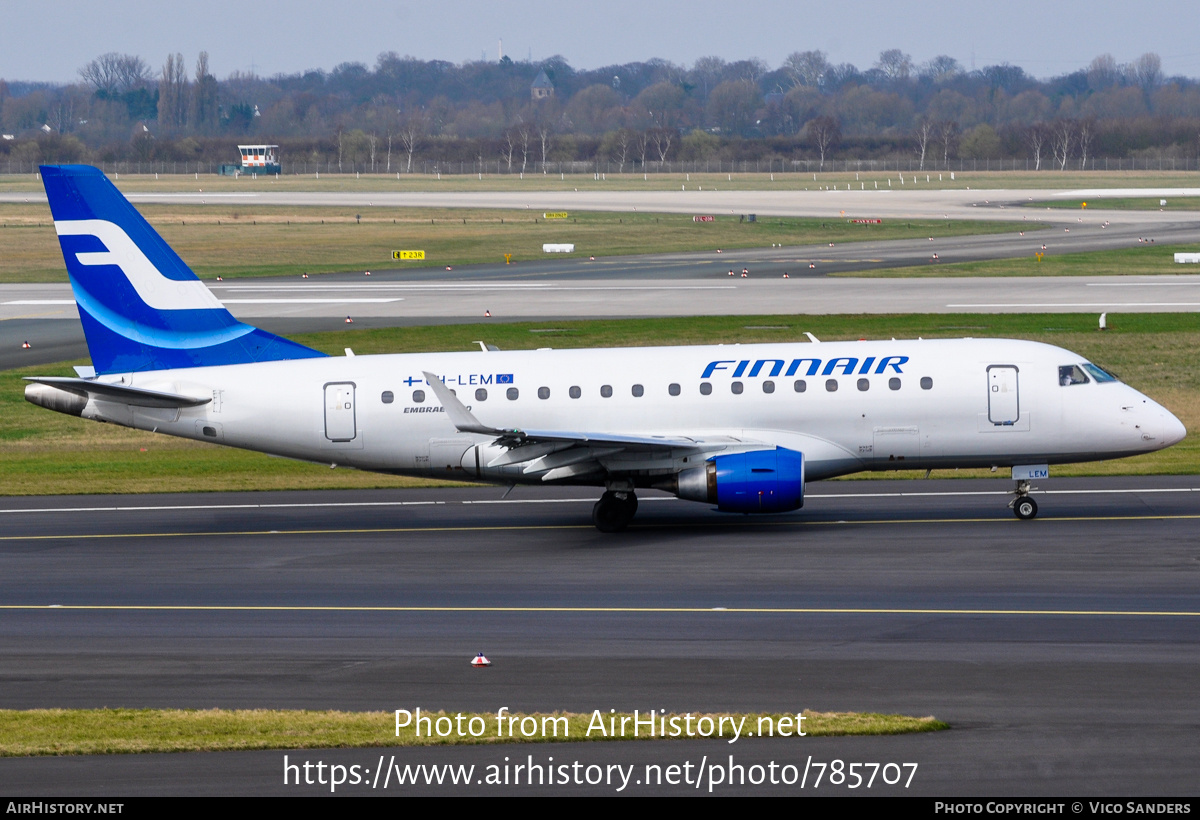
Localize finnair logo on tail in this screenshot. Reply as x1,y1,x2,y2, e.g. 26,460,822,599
54,219,225,312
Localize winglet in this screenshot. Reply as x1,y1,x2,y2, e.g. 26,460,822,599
422,371,518,437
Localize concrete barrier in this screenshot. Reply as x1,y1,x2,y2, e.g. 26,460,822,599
1174,253,1200,263
543,244,575,253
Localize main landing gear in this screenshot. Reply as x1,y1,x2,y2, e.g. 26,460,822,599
1009,479,1038,520
593,489,638,532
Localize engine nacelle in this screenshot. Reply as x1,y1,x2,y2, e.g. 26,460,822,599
676,447,805,513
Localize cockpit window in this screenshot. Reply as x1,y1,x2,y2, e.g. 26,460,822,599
1081,363,1119,383
1059,365,1090,386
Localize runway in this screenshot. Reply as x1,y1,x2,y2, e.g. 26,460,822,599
2,477,1198,794
6,184,1200,369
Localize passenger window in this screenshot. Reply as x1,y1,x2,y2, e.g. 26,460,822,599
669,383,681,396
920,377,933,390
825,379,838,392
569,386,581,399
601,385,613,398
1059,365,1090,386
507,387,519,400
538,386,550,400
888,377,901,391
762,380,775,394
475,388,488,401
700,382,712,395
632,384,644,397
411,390,424,403
857,378,869,392
381,390,394,404
794,380,806,393
731,381,744,394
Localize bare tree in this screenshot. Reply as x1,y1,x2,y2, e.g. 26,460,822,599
635,130,651,168
875,49,913,81
190,52,218,134
517,122,532,173
936,120,960,166
537,120,554,169
366,132,378,171
1076,118,1096,169
398,111,427,173
806,115,841,169
609,128,631,172
157,53,189,133
914,117,934,170
1087,54,1120,90
921,55,961,84
1052,119,1076,170
1128,53,1163,94
500,128,516,172
650,127,675,162
783,50,829,88
1025,122,1049,170
79,53,152,95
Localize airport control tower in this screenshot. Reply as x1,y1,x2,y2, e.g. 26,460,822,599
237,144,280,175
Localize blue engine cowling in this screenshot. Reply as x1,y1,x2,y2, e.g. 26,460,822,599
675,447,805,513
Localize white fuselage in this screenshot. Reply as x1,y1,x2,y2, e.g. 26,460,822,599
74,338,1184,487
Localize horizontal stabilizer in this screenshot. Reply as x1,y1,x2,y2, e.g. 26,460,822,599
23,376,212,408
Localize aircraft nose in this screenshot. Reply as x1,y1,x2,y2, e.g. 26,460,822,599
1162,410,1187,447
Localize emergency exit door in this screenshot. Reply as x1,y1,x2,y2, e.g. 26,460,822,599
987,365,1019,425
324,382,357,441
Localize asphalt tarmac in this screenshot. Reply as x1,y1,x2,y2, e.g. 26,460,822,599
2,477,1198,795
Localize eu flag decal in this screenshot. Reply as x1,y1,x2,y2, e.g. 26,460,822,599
496,374,514,384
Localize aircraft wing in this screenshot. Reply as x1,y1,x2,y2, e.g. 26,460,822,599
23,377,212,408
422,371,752,480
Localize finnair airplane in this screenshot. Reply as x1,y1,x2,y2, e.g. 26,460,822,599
25,165,1187,531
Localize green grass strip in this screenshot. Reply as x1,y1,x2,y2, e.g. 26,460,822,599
0,709,946,756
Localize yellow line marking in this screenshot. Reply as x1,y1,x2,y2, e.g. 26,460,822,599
2,605,1198,617
3,514,1199,542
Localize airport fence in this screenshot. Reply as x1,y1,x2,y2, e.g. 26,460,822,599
4,156,1200,176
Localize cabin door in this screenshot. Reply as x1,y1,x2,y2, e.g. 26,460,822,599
987,366,1020,426
324,382,357,441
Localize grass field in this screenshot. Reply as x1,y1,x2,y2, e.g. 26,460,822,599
2,168,1198,194
3,313,1195,496
836,242,1200,278
1030,197,1200,210
0,203,1032,283
0,708,945,756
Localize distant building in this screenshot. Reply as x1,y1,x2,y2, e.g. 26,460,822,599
238,144,280,174
531,69,554,101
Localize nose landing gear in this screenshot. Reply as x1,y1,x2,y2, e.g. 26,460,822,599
1009,479,1038,520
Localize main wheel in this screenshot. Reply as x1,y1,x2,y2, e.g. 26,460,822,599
1013,496,1038,520
592,491,636,532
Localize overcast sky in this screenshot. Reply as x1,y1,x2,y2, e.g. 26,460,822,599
6,0,1200,84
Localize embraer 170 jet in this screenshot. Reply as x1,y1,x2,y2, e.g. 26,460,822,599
24,165,1187,531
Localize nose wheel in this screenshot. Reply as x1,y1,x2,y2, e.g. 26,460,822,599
1009,479,1038,520
593,490,638,532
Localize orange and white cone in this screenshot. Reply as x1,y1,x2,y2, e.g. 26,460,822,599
345,316,354,323
21,341,31,349
471,653,491,667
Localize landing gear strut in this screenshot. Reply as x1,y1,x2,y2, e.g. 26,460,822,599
593,490,638,532
1009,479,1038,520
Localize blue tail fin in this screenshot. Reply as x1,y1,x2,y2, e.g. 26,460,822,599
40,164,327,374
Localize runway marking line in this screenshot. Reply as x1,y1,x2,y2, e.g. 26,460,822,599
3,513,1200,541
2,604,1198,617
1,487,1195,516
